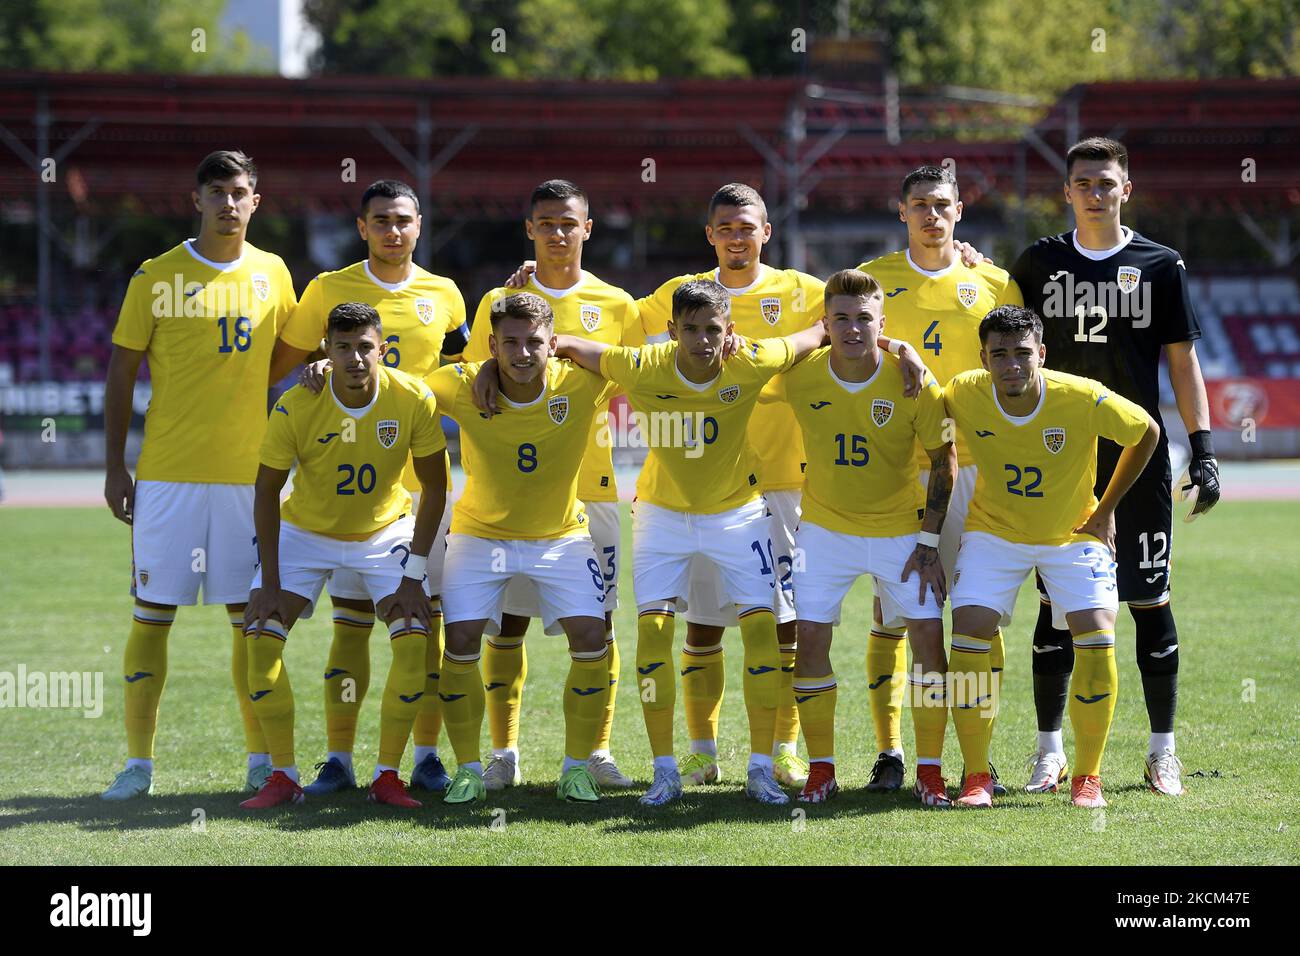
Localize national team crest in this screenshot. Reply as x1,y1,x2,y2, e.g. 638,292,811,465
377,419,400,449
1043,427,1066,454
956,283,979,308
580,305,601,333
415,298,436,325
760,297,782,326
718,384,741,404
871,398,894,427
1116,266,1141,294
548,395,569,424
251,273,270,302
138,570,149,587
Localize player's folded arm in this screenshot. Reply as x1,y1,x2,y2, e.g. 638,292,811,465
554,333,614,374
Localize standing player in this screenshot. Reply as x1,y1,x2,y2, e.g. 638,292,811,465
270,180,468,796
855,165,1022,795
769,270,957,806
101,150,298,800
945,306,1159,807
1011,138,1219,797
241,302,448,809
429,294,614,805
462,180,639,792
549,280,833,806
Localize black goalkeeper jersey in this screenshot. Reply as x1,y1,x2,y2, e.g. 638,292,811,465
1010,228,1200,424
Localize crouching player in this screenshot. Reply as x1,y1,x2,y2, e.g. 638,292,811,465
241,302,448,809
770,270,958,805
430,293,615,805
944,305,1159,808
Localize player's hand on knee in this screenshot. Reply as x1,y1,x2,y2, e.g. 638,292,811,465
955,240,991,267
244,587,282,637
104,466,135,525
504,260,536,289
298,359,331,394
902,543,946,606
1075,508,1117,554
384,578,432,632
471,359,501,417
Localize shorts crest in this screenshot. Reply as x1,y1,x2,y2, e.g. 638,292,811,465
377,419,400,449
251,273,270,302
718,384,741,404
956,282,979,308
138,569,149,587
415,298,436,325
1042,427,1066,454
580,305,601,333
1116,266,1141,294
871,398,894,427
760,296,782,326
548,395,569,424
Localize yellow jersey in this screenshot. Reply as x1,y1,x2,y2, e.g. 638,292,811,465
944,368,1149,546
111,240,298,484
858,250,1022,468
464,271,639,503
279,260,466,492
428,359,612,540
599,337,797,514
259,366,447,540
637,266,825,491
770,349,948,536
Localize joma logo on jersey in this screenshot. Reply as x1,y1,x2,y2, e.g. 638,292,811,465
251,273,270,302
1043,427,1066,454
548,395,569,424
580,305,601,332
377,419,400,448
956,282,979,308
415,298,436,325
871,399,894,427
760,297,782,325
718,385,741,404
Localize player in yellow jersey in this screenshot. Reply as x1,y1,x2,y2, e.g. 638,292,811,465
431,294,615,805
855,165,1023,795
239,303,448,809
944,305,1159,808
764,270,957,806
101,151,299,802
270,181,468,797
545,280,830,806
463,180,639,791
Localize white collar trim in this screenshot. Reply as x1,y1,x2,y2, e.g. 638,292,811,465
905,248,959,279
364,260,415,292
1071,226,1134,260
992,372,1046,424
828,355,883,393
530,272,587,299
674,357,718,392
711,264,766,296
329,370,380,419
184,239,243,272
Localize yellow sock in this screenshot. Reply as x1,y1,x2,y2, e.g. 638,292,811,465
909,671,948,764
378,622,428,768
738,607,780,757
440,652,486,767
565,648,610,761
989,627,1004,739
867,626,907,753
412,608,444,748
774,640,800,751
949,633,994,776
680,641,724,744
1069,631,1118,777
324,607,373,753
229,612,267,755
636,608,677,758
123,604,174,760
484,634,526,750
792,673,837,762
245,621,294,768
594,632,618,753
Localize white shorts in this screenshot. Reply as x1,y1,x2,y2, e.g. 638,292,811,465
633,496,777,615
683,490,799,627
131,480,256,606
950,531,1119,629
917,465,977,578
328,493,451,601
442,533,606,636
793,522,943,626
250,516,428,618
498,500,620,624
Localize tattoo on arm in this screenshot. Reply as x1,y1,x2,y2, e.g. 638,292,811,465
924,454,954,532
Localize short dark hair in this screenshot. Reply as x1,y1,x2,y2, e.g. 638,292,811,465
327,301,383,339
360,179,420,217
979,305,1043,345
900,165,958,203
196,150,257,189
1066,137,1128,178
672,279,731,323
708,183,767,222
825,269,883,309
530,179,588,215
489,292,555,331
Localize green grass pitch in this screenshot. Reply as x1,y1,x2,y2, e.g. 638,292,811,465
0,502,1296,865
